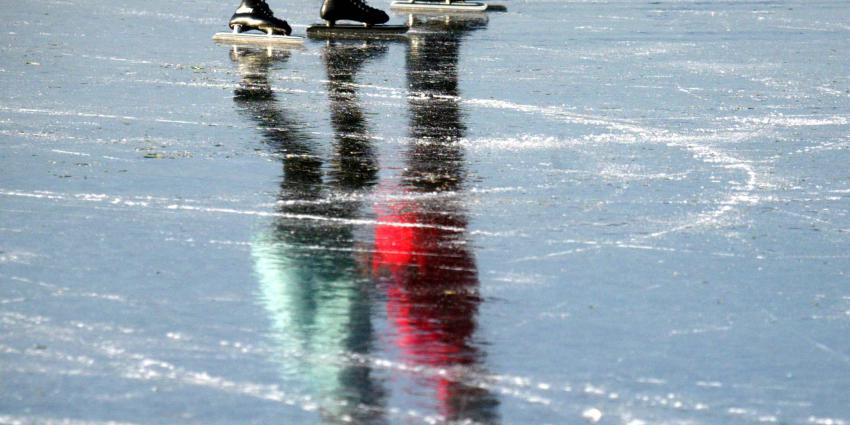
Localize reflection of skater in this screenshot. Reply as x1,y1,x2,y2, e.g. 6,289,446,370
371,13,499,424
231,42,390,424
228,0,389,35
323,42,387,188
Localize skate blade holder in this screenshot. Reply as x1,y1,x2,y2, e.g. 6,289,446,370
390,0,503,13
213,25,305,46
306,23,409,40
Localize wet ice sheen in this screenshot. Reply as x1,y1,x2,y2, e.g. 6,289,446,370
2,0,850,424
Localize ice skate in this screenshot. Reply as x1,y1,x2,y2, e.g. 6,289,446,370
307,0,408,39
390,0,507,13
213,0,303,46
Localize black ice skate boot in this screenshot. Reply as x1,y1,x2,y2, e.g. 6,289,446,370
320,0,389,27
230,0,292,35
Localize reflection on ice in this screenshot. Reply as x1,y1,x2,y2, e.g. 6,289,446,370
242,14,500,424
372,13,499,424
240,43,387,423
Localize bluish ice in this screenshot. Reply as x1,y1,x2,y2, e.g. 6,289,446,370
2,0,850,424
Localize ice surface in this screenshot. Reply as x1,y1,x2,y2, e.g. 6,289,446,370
2,0,850,424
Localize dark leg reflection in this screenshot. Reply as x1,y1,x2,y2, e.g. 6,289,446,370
234,44,387,424
372,15,500,424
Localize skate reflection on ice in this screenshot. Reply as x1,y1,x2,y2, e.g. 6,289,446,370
232,44,389,423
322,41,388,189
372,13,500,424
403,13,487,188
230,47,308,163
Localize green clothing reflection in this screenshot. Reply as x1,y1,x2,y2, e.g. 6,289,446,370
232,44,387,424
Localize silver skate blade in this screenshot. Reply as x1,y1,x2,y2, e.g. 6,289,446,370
212,32,305,46
390,0,489,13
306,24,409,39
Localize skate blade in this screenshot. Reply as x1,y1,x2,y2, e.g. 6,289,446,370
212,32,305,46
306,24,409,39
390,0,489,13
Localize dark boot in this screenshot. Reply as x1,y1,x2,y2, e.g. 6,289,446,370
320,0,390,27
230,0,292,35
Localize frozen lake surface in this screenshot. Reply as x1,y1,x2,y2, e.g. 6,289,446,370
2,0,850,424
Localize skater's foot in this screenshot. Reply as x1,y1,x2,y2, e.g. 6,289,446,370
230,0,292,35
320,0,390,27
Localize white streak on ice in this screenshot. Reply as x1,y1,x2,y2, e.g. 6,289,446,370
0,106,226,128
50,149,91,157
0,415,142,425
0,189,502,237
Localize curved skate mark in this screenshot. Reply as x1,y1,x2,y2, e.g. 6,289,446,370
633,138,761,241
650,133,768,240
465,97,774,241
